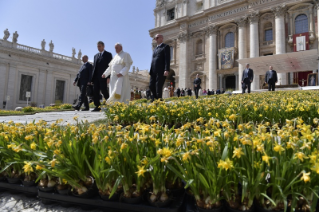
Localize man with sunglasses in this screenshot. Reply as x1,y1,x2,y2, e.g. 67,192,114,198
149,34,170,101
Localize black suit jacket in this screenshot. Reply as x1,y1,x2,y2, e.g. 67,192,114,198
265,70,278,84
150,43,170,76
242,68,254,82
194,78,201,89
74,63,93,86
91,51,113,82
176,88,181,94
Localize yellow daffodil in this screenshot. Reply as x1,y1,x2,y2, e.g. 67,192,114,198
294,152,308,162
135,165,146,177
232,147,244,159
23,161,33,173
301,171,311,183
273,144,285,155
262,154,271,166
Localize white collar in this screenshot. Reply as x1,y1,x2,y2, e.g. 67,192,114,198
157,43,163,47
99,50,105,54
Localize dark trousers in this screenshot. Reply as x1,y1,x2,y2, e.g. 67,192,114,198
177,92,180,97
149,73,166,100
93,78,109,107
242,78,251,94
194,87,200,99
77,85,89,109
268,80,276,91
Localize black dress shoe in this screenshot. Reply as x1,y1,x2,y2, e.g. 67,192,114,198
72,105,80,111
91,107,101,112
81,108,90,111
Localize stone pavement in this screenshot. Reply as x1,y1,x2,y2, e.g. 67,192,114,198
0,191,103,212
0,111,106,125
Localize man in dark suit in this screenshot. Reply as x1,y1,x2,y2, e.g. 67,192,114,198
216,89,221,94
73,55,92,111
193,74,201,99
187,88,192,96
90,41,113,112
176,88,181,97
241,63,254,94
265,66,278,91
149,34,170,101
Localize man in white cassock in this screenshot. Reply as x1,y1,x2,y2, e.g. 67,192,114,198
102,43,133,104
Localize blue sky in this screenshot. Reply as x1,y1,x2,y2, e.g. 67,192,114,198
0,0,156,71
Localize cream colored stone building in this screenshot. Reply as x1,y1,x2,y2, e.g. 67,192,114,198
149,0,319,91
0,31,149,110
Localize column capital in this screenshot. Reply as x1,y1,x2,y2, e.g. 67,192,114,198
235,16,247,28
271,4,287,18
178,32,189,43
248,11,260,24
205,25,218,36
218,74,224,77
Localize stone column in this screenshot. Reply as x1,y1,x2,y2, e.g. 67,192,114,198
272,5,287,85
236,17,248,90
207,26,218,90
219,74,224,90
178,32,189,89
249,12,260,90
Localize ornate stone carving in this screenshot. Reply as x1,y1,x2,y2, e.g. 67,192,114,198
49,40,54,52
195,63,203,71
178,32,189,43
180,23,187,30
262,13,274,21
271,5,287,18
3,29,10,41
72,48,76,58
235,16,247,27
156,0,166,7
132,66,135,73
136,67,139,73
248,11,259,24
12,31,19,43
205,25,218,36
41,39,46,50
77,49,82,59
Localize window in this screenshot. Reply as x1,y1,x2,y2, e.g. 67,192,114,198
170,46,174,61
196,39,203,55
225,32,234,48
265,29,273,41
196,2,203,11
295,14,308,34
55,80,65,103
167,8,175,21
19,74,33,101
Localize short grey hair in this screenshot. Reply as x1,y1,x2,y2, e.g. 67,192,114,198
97,41,105,46
115,42,122,47
246,63,249,66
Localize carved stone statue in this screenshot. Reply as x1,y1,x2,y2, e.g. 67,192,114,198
72,48,76,58
136,67,139,73
132,66,135,73
49,40,54,52
12,31,19,43
156,0,166,7
41,39,46,50
77,49,82,60
3,29,10,41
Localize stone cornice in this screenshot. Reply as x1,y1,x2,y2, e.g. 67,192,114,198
205,25,218,36
235,16,248,27
178,32,189,43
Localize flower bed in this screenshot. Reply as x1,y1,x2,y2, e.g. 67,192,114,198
0,91,318,212
0,104,73,116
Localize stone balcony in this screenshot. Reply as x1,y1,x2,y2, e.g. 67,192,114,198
0,39,81,64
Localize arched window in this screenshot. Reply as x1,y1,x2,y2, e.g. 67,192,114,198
196,39,203,55
264,22,273,41
225,32,234,48
295,14,308,34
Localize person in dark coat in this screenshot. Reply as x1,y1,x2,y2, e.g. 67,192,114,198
149,34,170,101
146,89,151,100
176,88,181,97
90,41,113,112
241,63,254,94
265,66,278,91
211,89,215,95
216,89,221,94
187,88,192,96
193,74,201,99
207,89,211,95
181,89,185,97
73,55,92,111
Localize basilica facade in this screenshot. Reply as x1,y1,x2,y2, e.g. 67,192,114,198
149,0,319,91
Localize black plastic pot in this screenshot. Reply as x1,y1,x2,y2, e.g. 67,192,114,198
6,177,22,184
99,192,120,202
196,205,223,212
0,176,6,182
255,203,283,212
56,187,71,195
22,180,36,187
38,186,55,193
224,202,255,212
147,192,173,208
0,181,37,196
72,188,96,199
169,187,185,197
120,192,143,204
